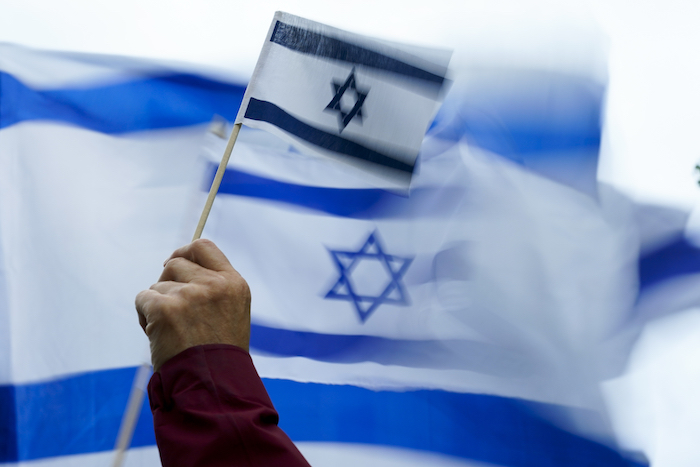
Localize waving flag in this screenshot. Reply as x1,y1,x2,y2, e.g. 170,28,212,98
236,11,451,190
0,42,685,467
0,43,244,465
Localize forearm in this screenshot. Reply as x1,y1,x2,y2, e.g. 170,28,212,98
148,344,310,467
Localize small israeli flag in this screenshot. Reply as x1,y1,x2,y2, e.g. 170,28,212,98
236,11,451,189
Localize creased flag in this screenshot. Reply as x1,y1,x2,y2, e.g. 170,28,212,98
235,11,452,190
6,42,695,467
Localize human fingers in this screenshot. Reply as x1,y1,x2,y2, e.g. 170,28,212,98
159,256,205,284
135,282,191,335
166,239,233,273
148,280,184,295
135,287,186,372
135,288,162,333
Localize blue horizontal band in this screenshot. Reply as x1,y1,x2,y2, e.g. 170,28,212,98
1,67,602,192
0,71,245,133
639,237,700,291
0,386,17,461
0,69,601,158
2,367,155,461
250,324,537,377
212,166,464,218
270,21,446,86
0,362,644,466
243,98,415,174
268,379,645,467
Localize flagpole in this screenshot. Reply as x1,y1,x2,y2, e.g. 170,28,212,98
192,122,242,241
110,363,152,467
111,121,242,467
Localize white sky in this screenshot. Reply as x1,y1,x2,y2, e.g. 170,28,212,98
2,0,700,465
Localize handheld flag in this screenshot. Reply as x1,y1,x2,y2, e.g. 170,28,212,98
235,11,451,190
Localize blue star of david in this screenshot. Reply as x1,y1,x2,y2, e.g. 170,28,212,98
325,231,413,322
325,67,369,133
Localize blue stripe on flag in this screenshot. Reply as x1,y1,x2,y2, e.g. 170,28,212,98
213,166,464,218
0,363,644,465
270,21,446,86
268,379,646,467
250,324,534,376
0,385,17,462
0,70,597,161
429,104,602,157
0,71,245,133
639,237,700,291
426,71,603,194
244,98,416,173
216,166,394,216
5,367,155,462
428,72,604,156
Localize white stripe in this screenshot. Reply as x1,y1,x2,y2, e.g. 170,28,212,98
243,50,439,152
0,446,161,467
296,442,500,467
253,355,594,408
219,126,393,189
0,43,163,88
0,43,244,89
0,122,207,384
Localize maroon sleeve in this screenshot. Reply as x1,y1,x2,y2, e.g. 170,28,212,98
147,344,311,467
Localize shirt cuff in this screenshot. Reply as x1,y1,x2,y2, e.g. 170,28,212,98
148,344,274,415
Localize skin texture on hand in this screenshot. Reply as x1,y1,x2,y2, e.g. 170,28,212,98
135,239,251,372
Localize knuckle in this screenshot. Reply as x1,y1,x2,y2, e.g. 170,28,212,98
164,256,187,269
193,238,214,247
236,277,251,300
226,274,251,304
134,289,148,306
154,298,186,327
230,269,250,292
192,273,247,305
178,283,201,302
192,238,215,253
161,257,187,277
135,289,156,313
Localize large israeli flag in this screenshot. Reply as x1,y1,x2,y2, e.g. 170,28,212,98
0,43,246,465
1,42,689,466
236,11,451,190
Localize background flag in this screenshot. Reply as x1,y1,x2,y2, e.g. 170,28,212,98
4,42,696,466
235,11,452,190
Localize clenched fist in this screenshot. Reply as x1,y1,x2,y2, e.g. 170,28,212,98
135,239,251,371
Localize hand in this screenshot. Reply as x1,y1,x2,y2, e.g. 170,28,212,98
135,239,251,372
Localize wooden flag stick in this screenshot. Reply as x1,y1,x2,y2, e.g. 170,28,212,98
111,121,242,467
192,122,242,241
111,363,152,467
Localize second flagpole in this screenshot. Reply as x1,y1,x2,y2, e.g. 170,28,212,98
111,120,243,467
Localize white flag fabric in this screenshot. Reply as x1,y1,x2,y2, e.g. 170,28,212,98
235,11,451,190
0,43,246,465
0,43,685,467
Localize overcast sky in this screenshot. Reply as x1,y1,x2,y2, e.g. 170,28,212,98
2,1,700,465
